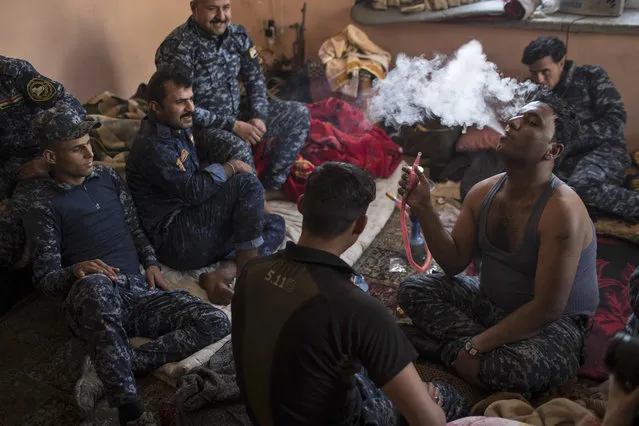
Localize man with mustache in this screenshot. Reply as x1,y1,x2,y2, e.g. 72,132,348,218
25,104,231,425
126,69,286,305
397,92,599,398
0,56,85,313
155,0,310,202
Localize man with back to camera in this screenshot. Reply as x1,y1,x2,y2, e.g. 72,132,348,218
155,0,310,202
0,55,85,312
25,104,231,425
522,36,635,218
397,91,599,397
231,161,475,426
126,68,286,305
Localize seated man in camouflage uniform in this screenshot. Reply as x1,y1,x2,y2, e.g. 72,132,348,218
126,69,286,306
0,56,84,312
155,0,310,201
25,105,231,425
397,93,599,397
522,36,637,218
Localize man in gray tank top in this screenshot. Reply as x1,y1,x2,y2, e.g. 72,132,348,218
396,92,600,398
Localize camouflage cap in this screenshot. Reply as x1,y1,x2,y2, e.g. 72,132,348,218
32,103,101,144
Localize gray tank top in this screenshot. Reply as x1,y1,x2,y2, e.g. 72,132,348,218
478,174,599,317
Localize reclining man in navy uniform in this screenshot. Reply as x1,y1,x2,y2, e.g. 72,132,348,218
25,105,231,425
0,56,84,312
155,0,310,201
126,68,286,305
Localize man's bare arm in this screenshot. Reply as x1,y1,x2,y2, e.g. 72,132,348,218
473,189,587,351
381,363,446,426
411,174,497,276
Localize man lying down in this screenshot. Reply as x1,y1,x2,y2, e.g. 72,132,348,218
398,91,600,399
24,105,231,425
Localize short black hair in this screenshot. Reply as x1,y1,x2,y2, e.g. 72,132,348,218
302,162,376,238
147,68,192,105
529,88,580,147
522,36,567,65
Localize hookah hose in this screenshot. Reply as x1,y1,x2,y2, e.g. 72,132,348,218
399,153,432,272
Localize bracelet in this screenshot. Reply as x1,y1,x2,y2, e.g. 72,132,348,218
226,162,236,176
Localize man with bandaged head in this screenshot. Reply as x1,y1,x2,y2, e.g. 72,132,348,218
155,0,310,202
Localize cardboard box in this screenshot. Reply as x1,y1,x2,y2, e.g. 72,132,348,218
559,0,625,16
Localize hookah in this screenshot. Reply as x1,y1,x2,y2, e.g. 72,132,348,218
387,152,433,272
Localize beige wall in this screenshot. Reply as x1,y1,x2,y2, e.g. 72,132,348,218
1,0,637,149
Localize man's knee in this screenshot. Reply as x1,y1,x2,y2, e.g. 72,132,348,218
67,274,116,306
269,100,310,131
198,307,231,340
229,172,264,200
397,273,447,313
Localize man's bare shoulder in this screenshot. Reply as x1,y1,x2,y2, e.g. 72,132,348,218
541,183,592,242
463,173,503,211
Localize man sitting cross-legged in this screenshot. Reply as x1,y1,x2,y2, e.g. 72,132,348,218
397,92,600,397
25,105,231,425
126,69,286,305
231,162,469,426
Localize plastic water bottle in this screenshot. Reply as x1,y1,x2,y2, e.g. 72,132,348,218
354,275,369,293
408,215,427,265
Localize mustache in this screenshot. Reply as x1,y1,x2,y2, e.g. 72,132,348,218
180,112,193,119
210,19,227,24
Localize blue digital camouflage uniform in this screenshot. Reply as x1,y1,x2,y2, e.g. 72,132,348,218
397,273,588,398
551,60,639,218
25,164,230,411
126,118,286,271
155,17,310,191
0,56,83,268
25,107,230,413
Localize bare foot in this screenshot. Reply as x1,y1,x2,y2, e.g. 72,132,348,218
199,262,236,305
265,188,290,202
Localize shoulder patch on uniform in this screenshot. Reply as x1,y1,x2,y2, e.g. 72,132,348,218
176,149,189,171
249,46,258,59
26,78,57,103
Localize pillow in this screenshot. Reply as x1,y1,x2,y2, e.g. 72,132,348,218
456,126,501,152
578,236,639,380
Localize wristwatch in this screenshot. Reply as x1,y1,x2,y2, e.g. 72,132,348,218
464,339,482,357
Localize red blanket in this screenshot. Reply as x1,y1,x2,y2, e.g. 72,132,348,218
254,97,403,200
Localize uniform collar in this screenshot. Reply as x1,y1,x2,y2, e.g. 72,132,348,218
146,117,187,140
554,60,576,95
49,166,101,192
283,242,358,276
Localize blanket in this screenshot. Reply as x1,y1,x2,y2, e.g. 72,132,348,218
482,397,601,426
174,340,251,425
318,25,391,98
254,97,403,200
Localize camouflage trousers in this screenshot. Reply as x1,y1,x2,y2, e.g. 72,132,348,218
397,273,588,397
556,143,639,218
153,172,286,270
195,99,310,191
64,272,230,408
0,178,51,268
355,370,467,424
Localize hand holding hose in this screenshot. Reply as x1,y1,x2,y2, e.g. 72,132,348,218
398,153,432,273
397,162,433,215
